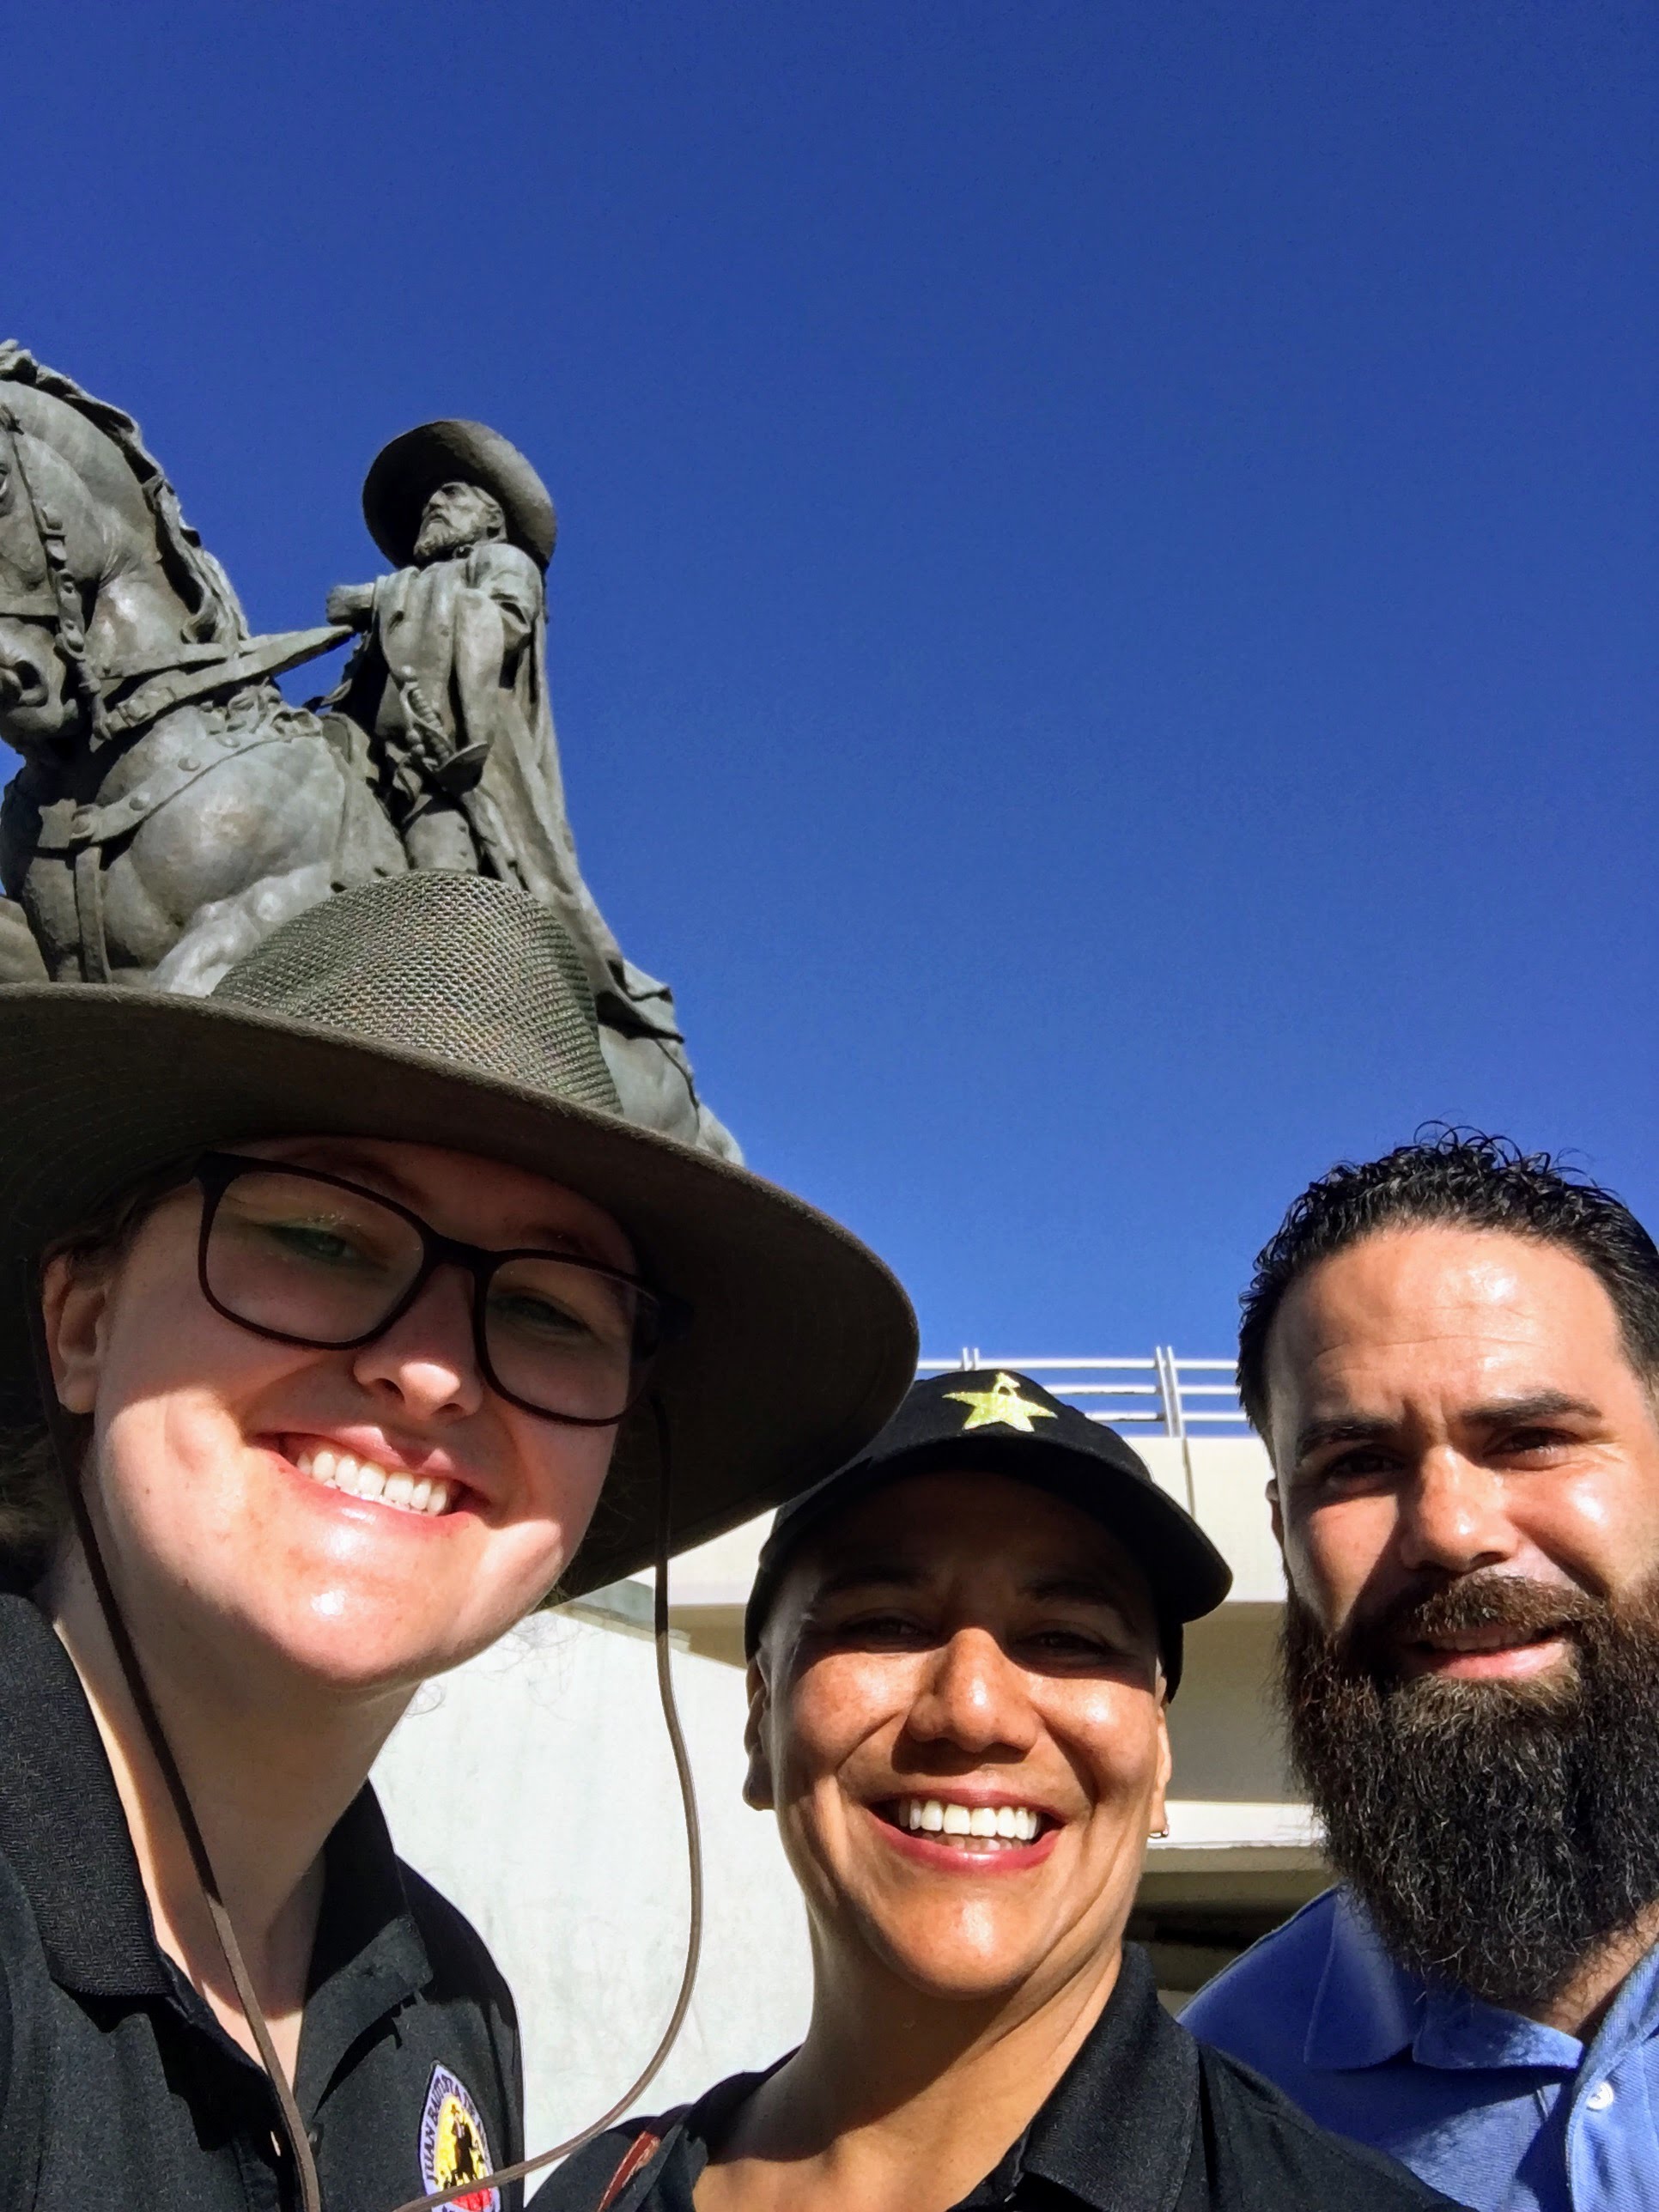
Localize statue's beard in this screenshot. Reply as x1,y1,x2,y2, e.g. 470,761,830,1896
413,514,478,562
1281,1569,1659,2009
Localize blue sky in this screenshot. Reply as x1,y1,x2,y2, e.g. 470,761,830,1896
6,2,1655,1361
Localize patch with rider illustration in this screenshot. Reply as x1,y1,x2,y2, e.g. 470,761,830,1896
418,2063,500,2212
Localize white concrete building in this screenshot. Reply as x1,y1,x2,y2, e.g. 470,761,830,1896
373,1355,1324,2159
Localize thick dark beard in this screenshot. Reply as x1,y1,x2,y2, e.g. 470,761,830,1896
1281,1572,1659,2009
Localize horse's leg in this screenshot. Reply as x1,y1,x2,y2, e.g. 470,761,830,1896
0,894,47,983
404,801,479,870
151,763,410,994
149,860,337,994
112,713,404,994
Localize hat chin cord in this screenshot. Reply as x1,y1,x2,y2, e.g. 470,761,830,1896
33,1318,703,2212
30,1310,329,2212
391,1393,705,2212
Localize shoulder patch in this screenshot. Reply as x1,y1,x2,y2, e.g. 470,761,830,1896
420,2062,500,2212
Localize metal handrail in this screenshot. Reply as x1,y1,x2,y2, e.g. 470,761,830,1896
916,1349,1250,1437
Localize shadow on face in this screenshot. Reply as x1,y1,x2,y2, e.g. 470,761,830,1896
745,1468,1171,2009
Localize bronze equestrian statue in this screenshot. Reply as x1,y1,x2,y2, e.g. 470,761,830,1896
0,344,737,1159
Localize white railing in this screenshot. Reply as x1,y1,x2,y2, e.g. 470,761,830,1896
917,1352,1249,1437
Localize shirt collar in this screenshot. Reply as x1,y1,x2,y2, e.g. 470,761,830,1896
1018,1943,1200,2210
663,1948,1194,2212
295,1786,432,2108
0,1589,431,2073
1306,1886,1616,2075
1583,1931,1659,2065
0,1590,170,1998
1303,1887,1423,2069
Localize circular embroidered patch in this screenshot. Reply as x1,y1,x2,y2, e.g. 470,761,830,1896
419,2062,501,2212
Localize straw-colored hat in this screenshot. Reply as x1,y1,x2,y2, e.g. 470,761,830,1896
0,873,916,1594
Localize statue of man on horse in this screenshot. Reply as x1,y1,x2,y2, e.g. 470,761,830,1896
0,343,738,1159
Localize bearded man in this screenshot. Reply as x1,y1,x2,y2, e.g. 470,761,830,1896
1184,1129,1659,2211
325,420,564,881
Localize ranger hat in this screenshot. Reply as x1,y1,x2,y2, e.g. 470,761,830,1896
363,418,558,569
744,1366,1232,1692
0,872,917,1595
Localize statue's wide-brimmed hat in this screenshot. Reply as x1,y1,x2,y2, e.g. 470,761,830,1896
0,873,917,1594
362,418,558,569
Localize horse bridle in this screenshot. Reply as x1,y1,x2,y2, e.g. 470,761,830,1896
0,403,110,745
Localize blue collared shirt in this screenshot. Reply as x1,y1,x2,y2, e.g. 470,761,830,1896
1182,1887,1659,2212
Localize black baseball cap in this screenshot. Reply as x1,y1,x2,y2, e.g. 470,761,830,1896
743,1368,1233,1694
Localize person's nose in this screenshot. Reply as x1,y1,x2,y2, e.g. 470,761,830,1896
349,1264,484,1424
1395,1447,1519,1577
906,1627,1042,1760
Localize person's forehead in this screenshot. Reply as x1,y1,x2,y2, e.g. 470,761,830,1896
802,1466,1152,1603
1267,1225,1629,1407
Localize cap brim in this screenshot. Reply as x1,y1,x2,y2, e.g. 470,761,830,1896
0,986,917,1595
744,1431,1233,1654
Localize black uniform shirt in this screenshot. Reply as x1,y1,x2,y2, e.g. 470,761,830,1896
542,1943,1468,2212
0,1591,522,2212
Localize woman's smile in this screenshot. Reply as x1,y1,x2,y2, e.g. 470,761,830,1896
866,1791,1061,1873
272,1438,464,1522
270,1425,499,1522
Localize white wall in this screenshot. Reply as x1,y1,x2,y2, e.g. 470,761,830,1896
373,1612,812,2162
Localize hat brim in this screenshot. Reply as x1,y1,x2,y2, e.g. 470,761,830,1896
0,986,917,1597
363,420,557,570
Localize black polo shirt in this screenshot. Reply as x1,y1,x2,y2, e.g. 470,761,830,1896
0,1591,522,2212
540,1943,1468,2212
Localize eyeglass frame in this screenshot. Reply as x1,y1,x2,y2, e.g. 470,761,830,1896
187,1150,690,1426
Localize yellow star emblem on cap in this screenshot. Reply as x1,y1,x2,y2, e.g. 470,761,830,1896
945,1371,1058,1435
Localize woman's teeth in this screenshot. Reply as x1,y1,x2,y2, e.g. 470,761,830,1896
895,1797,1043,1844
294,1445,453,1516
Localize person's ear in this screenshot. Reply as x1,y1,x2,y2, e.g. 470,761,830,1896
1148,1696,1174,1840
1267,1470,1285,1552
741,1656,775,1810
40,1254,112,1417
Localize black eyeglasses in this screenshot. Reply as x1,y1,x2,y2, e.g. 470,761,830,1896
189,1152,686,1425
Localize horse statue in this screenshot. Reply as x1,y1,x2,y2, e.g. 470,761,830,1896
0,343,402,994
0,346,738,1158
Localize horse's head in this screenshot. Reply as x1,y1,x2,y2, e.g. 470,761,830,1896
0,427,100,750
0,617,76,749
0,376,238,758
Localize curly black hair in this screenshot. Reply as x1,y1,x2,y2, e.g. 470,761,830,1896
1237,1127,1659,1438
